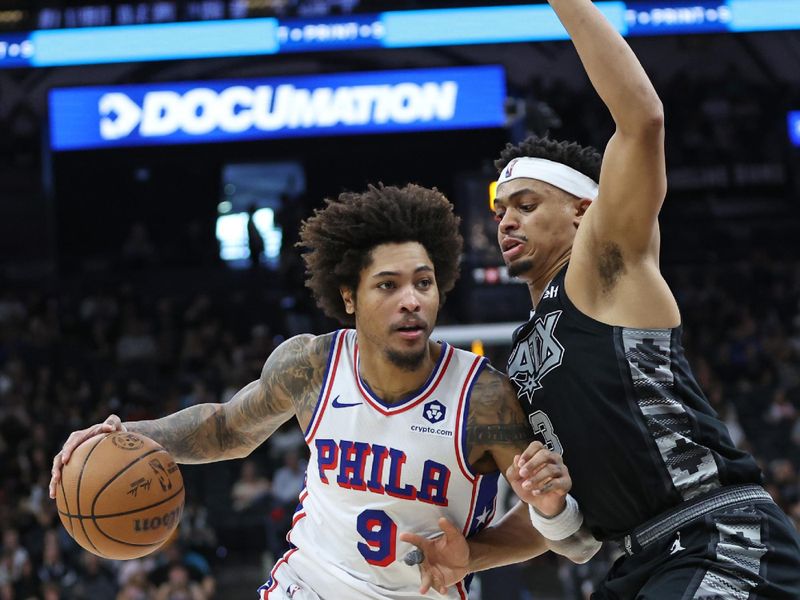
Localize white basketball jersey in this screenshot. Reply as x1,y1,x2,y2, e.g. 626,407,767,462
259,330,500,600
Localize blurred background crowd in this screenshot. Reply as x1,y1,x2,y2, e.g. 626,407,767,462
1,0,800,598
1,252,798,599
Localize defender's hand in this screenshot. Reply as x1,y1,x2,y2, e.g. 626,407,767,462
507,441,571,517
399,517,469,595
49,414,126,499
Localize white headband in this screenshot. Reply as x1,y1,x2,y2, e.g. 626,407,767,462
497,157,598,200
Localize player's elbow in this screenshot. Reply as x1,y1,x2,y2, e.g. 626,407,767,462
645,102,664,131
618,100,664,139
638,101,665,135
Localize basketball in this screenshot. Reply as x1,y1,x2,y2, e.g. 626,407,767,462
55,431,185,560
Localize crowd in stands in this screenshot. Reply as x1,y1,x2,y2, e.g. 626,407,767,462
0,249,798,598
0,275,313,599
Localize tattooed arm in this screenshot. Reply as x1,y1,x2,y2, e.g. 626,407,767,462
475,367,599,565
469,367,569,513
50,334,331,497
463,366,559,566
401,366,599,594
123,334,330,462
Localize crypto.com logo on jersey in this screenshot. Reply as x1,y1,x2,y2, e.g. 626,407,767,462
48,65,506,151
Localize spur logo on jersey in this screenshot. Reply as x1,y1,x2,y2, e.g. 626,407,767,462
49,65,507,150
507,310,565,404
422,400,446,424
314,438,450,506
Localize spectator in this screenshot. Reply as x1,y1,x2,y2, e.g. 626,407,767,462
122,222,158,268
267,420,305,463
176,502,217,563
13,556,38,600
231,460,270,513
41,581,63,600
246,204,265,270
72,552,117,599
0,529,30,587
149,543,215,600
270,450,306,508
37,531,78,593
154,564,207,600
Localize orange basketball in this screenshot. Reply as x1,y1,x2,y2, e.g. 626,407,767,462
56,431,185,560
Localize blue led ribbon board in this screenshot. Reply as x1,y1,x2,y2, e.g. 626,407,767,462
32,18,279,66
48,65,507,151
728,0,800,32
787,112,800,147
6,1,800,70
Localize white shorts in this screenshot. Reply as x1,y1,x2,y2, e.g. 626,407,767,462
259,556,322,600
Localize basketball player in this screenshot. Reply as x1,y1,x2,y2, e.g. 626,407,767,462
417,0,800,597
49,184,600,599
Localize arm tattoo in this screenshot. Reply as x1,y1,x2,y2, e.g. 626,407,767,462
126,333,333,463
261,333,331,427
466,365,533,467
469,423,534,445
126,404,235,464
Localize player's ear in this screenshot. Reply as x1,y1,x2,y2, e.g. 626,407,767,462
574,198,593,227
340,286,355,315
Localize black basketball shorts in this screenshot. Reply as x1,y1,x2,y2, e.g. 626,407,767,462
593,500,800,599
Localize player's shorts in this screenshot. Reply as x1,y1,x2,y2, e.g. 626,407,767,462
258,555,322,600
594,487,800,599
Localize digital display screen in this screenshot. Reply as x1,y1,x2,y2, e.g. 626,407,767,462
48,65,507,151
787,111,800,147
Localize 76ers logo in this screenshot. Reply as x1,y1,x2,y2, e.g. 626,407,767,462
507,311,564,404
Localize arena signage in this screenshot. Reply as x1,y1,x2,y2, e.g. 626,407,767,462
625,3,732,35
48,66,506,150
788,111,800,147
7,2,800,69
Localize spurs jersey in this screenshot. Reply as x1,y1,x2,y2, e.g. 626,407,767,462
507,266,762,541
260,330,499,600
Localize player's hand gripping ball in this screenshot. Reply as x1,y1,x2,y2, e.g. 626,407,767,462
55,431,184,560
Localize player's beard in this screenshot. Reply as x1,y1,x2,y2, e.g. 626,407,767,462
386,347,427,371
508,258,534,278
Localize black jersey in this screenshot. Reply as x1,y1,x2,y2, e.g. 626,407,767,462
507,266,762,541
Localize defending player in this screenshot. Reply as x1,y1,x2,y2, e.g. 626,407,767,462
50,183,599,599
498,114,800,598
419,0,800,597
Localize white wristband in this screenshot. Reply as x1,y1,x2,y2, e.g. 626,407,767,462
528,494,583,541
